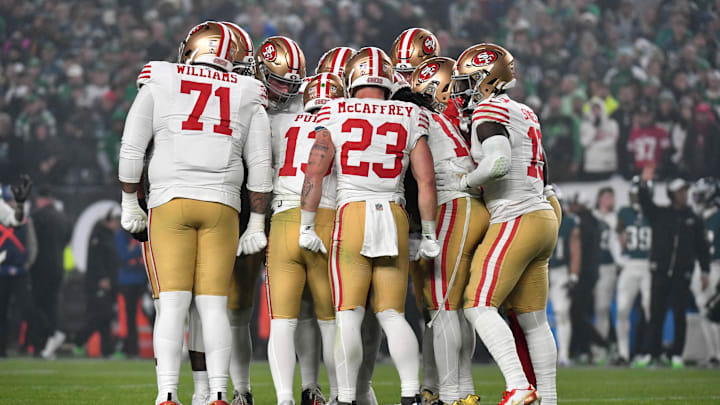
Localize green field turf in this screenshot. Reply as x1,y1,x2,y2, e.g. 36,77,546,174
0,359,718,404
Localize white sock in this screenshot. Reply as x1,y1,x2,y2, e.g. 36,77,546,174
228,308,253,394
358,311,381,405
555,308,572,363
616,302,631,361
517,310,557,405
195,295,231,400
376,309,420,398
268,318,298,404
464,306,528,390
431,310,461,403
155,291,192,403
296,300,321,390
710,322,720,359
318,319,338,400
153,299,160,372
336,307,365,402
458,312,475,397
188,301,209,399
421,325,438,393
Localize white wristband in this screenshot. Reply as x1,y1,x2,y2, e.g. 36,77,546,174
301,209,316,230
421,220,436,239
122,191,138,204
247,212,265,232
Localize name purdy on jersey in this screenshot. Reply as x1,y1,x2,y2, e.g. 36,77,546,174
133,61,270,212
270,110,337,213
316,98,429,207
470,93,552,224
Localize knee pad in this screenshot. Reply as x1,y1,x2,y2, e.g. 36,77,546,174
463,306,497,326
516,310,548,332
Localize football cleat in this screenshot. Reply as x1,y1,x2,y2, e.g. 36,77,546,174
400,394,423,405
301,384,327,405
230,390,254,405
451,394,481,405
208,401,230,405
498,386,539,405
157,392,182,405
420,388,440,405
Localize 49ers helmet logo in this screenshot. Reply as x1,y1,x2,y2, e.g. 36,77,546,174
423,37,436,55
418,62,439,82
261,43,277,61
472,50,497,66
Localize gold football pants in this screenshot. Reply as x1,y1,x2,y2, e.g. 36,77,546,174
265,207,335,320
464,209,558,314
422,197,489,311
148,198,239,296
330,201,409,313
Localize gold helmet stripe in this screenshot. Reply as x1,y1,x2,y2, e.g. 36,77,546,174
398,28,419,61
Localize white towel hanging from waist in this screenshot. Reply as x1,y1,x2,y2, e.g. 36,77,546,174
360,200,399,258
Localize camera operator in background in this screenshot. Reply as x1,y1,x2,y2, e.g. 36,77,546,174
639,164,711,368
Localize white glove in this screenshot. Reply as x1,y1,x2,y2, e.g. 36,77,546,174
408,233,421,262
121,191,147,233
416,220,441,260
298,210,327,254
436,171,470,192
238,212,267,255
543,185,556,199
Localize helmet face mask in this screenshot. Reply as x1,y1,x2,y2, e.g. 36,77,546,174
255,36,306,109
220,21,256,76
452,43,516,112
411,56,456,113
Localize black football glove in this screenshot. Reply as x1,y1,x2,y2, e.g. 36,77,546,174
11,174,32,203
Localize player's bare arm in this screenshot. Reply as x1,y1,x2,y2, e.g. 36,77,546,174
409,137,437,222
300,128,334,213
249,191,271,214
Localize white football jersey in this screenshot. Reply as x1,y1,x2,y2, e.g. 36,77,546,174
424,108,476,205
316,98,429,207
133,61,271,212
471,94,552,224
269,111,337,214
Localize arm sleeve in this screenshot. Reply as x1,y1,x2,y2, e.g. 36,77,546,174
465,134,512,188
243,104,273,193
118,85,154,183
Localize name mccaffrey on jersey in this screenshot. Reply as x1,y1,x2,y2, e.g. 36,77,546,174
336,100,414,117
175,64,239,83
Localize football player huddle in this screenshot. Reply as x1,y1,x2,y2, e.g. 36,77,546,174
118,20,561,405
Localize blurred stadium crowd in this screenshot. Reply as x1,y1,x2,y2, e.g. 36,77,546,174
2,0,720,187
0,0,719,366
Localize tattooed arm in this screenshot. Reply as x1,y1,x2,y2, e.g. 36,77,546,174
300,127,335,213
